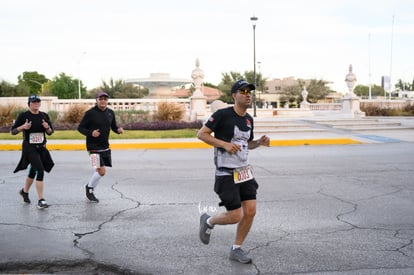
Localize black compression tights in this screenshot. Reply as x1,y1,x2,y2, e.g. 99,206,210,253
27,151,45,181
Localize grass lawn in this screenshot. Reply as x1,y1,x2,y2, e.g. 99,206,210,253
0,129,198,140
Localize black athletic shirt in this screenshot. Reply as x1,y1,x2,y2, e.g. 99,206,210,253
12,110,52,148
78,105,119,151
204,106,254,172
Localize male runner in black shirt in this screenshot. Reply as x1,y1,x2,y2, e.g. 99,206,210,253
78,91,123,202
197,80,270,264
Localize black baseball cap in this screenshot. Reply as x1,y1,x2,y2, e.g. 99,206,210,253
96,91,109,98
231,80,256,94
28,94,41,103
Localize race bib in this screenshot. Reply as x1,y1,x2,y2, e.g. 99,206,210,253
29,132,44,144
90,153,100,168
233,165,254,184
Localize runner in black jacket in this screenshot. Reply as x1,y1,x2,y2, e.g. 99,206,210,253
11,94,54,209
78,91,124,202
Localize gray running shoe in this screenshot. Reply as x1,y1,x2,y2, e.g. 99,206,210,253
19,188,30,203
37,199,49,209
85,185,99,203
199,213,213,245
229,247,252,264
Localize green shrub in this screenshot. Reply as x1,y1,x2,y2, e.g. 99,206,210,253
123,120,202,130
114,110,150,124
47,110,59,124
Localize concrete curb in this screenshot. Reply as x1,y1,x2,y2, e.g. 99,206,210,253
0,138,361,151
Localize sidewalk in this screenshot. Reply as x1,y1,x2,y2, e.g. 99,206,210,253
0,136,362,151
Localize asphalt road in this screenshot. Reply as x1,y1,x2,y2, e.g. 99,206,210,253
1,142,414,274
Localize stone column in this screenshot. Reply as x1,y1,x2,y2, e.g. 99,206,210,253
342,64,365,117
190,58,207,121
300,86,310,109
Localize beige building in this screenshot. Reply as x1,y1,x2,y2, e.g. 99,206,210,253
258,77,302,108
259,77,336,108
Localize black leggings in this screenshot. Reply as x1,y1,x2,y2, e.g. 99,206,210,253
27,151,45,181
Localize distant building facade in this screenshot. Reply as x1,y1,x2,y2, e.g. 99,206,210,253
261,77,306,108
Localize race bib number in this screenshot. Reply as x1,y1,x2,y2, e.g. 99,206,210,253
29,132,44,144
90,153,100,168
233,165,254,184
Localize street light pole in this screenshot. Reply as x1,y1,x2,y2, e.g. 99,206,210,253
368,33,372,100
388,15,395,100
250,16,258,117
257,61,261,107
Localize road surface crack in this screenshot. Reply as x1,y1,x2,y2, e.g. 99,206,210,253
73,181,141,256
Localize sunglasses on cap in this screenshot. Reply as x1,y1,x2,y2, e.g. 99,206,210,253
29,95,41,102
238,89,252,95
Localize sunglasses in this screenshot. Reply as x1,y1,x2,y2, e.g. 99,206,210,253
238,89,252,95
29,95,41,102
98,96,108,101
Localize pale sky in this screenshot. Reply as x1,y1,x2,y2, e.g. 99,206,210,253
1,0,413,93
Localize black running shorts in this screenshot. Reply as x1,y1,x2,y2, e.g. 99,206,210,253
214,175,258,211
90,149,112,168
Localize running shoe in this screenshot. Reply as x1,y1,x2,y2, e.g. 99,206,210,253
37,199,49,209
229,247,252,264
85,185,99,203
199,213,213,245
19,188,30,203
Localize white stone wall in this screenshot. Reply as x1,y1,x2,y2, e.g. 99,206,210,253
0,96,193,119
2,96,412,120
